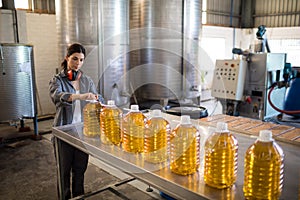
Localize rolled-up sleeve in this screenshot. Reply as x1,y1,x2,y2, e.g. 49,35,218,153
49,76,73,107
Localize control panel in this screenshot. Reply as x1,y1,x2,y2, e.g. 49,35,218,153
211,59,247,101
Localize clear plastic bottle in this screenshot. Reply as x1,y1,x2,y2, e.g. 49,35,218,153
122,105,146,153
170,115,200,175
204,122,238,189
144,109,170,163
243,130,284,199
100,100,123,146
83,100,102,137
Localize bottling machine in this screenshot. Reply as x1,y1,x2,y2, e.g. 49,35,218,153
212,53,287,120
211,25,298,120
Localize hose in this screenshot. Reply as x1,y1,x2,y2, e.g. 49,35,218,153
268,86,300,115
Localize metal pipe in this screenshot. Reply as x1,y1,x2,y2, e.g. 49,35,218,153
229,0,234,27
12,9,20,43
0,45,4,75
206,10,240,18
253,11,300,17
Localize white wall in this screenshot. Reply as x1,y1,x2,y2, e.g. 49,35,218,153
0,10,15,42
26,13,57,116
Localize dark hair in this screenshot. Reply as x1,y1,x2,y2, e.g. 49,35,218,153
61,43,86,70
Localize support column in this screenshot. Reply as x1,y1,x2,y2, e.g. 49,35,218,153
241,0,255,28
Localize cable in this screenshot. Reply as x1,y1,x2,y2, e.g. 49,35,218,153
268,86,300,115
209,99,219,116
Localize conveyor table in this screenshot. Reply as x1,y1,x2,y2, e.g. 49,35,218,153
52,114,300,200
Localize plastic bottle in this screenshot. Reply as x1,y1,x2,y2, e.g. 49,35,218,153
100,100,123,146
83,100,102,137
170,115,200,175
122,105,146,153
204,122,238,189
243,130,284,199
144,109,170,163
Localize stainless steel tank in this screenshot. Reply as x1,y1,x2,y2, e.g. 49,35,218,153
98,0,130,106
56,0,201,107
55,0,130,106
0,43,37,121
129,0,202,104
55,0,100,85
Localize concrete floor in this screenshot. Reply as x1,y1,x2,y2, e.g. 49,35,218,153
0,119,164,200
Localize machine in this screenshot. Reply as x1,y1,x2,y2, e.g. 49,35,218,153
211,25,291,120
212,53,287,120
212,25,300,121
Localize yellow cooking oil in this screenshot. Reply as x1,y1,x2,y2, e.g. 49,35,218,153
122,105,146,153
243,130,284,200
100,100,123,146
204,122,238,189
144,109,170,163
83,100,102,137
170,115,200,175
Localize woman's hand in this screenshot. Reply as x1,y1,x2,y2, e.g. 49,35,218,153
71,93,98,101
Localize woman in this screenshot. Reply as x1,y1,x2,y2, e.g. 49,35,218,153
49,43,104,199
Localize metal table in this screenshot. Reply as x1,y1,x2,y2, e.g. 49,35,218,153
52,114,300,200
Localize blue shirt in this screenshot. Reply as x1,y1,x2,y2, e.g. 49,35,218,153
49,70,104,127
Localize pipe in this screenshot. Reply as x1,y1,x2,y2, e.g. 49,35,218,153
13,9,20,43
268,86,300,115
229,0,233,27
0,45,5,75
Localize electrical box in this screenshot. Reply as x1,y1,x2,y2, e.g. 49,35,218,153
211,59,247,101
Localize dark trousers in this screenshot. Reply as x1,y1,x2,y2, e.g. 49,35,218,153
55,140,89,200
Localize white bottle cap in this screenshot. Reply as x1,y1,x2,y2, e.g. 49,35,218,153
107,100,115,106
216,122,229,133
152,109,162,117
130,104,139,111
180,115,191,124
258,130,273,142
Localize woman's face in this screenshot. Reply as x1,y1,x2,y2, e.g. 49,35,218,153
66,52,85,71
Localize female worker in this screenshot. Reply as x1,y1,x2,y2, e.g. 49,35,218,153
49,43,104,199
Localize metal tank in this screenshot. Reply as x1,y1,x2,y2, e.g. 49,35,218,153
55,0,99,85
56,0,201,108
129,0,202,107
0,43,37,121
98,0,130,107
55,0,130,107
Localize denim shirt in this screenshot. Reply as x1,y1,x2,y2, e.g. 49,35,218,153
49,70,104,127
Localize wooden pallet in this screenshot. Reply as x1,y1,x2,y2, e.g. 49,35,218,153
199,114,300,145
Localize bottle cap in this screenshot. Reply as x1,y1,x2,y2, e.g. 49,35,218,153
107,100,115,106
130,104,139,111
258,130,273,142
180,115,191,124
216,122,229,133
152,109,162,117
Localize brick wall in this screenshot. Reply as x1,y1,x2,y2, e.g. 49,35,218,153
26,13,57,116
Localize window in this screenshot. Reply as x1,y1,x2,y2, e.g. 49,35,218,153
202,0,207,24
14,0,55,14
269,39,300,66
200,37,226,62
14,0,29,9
